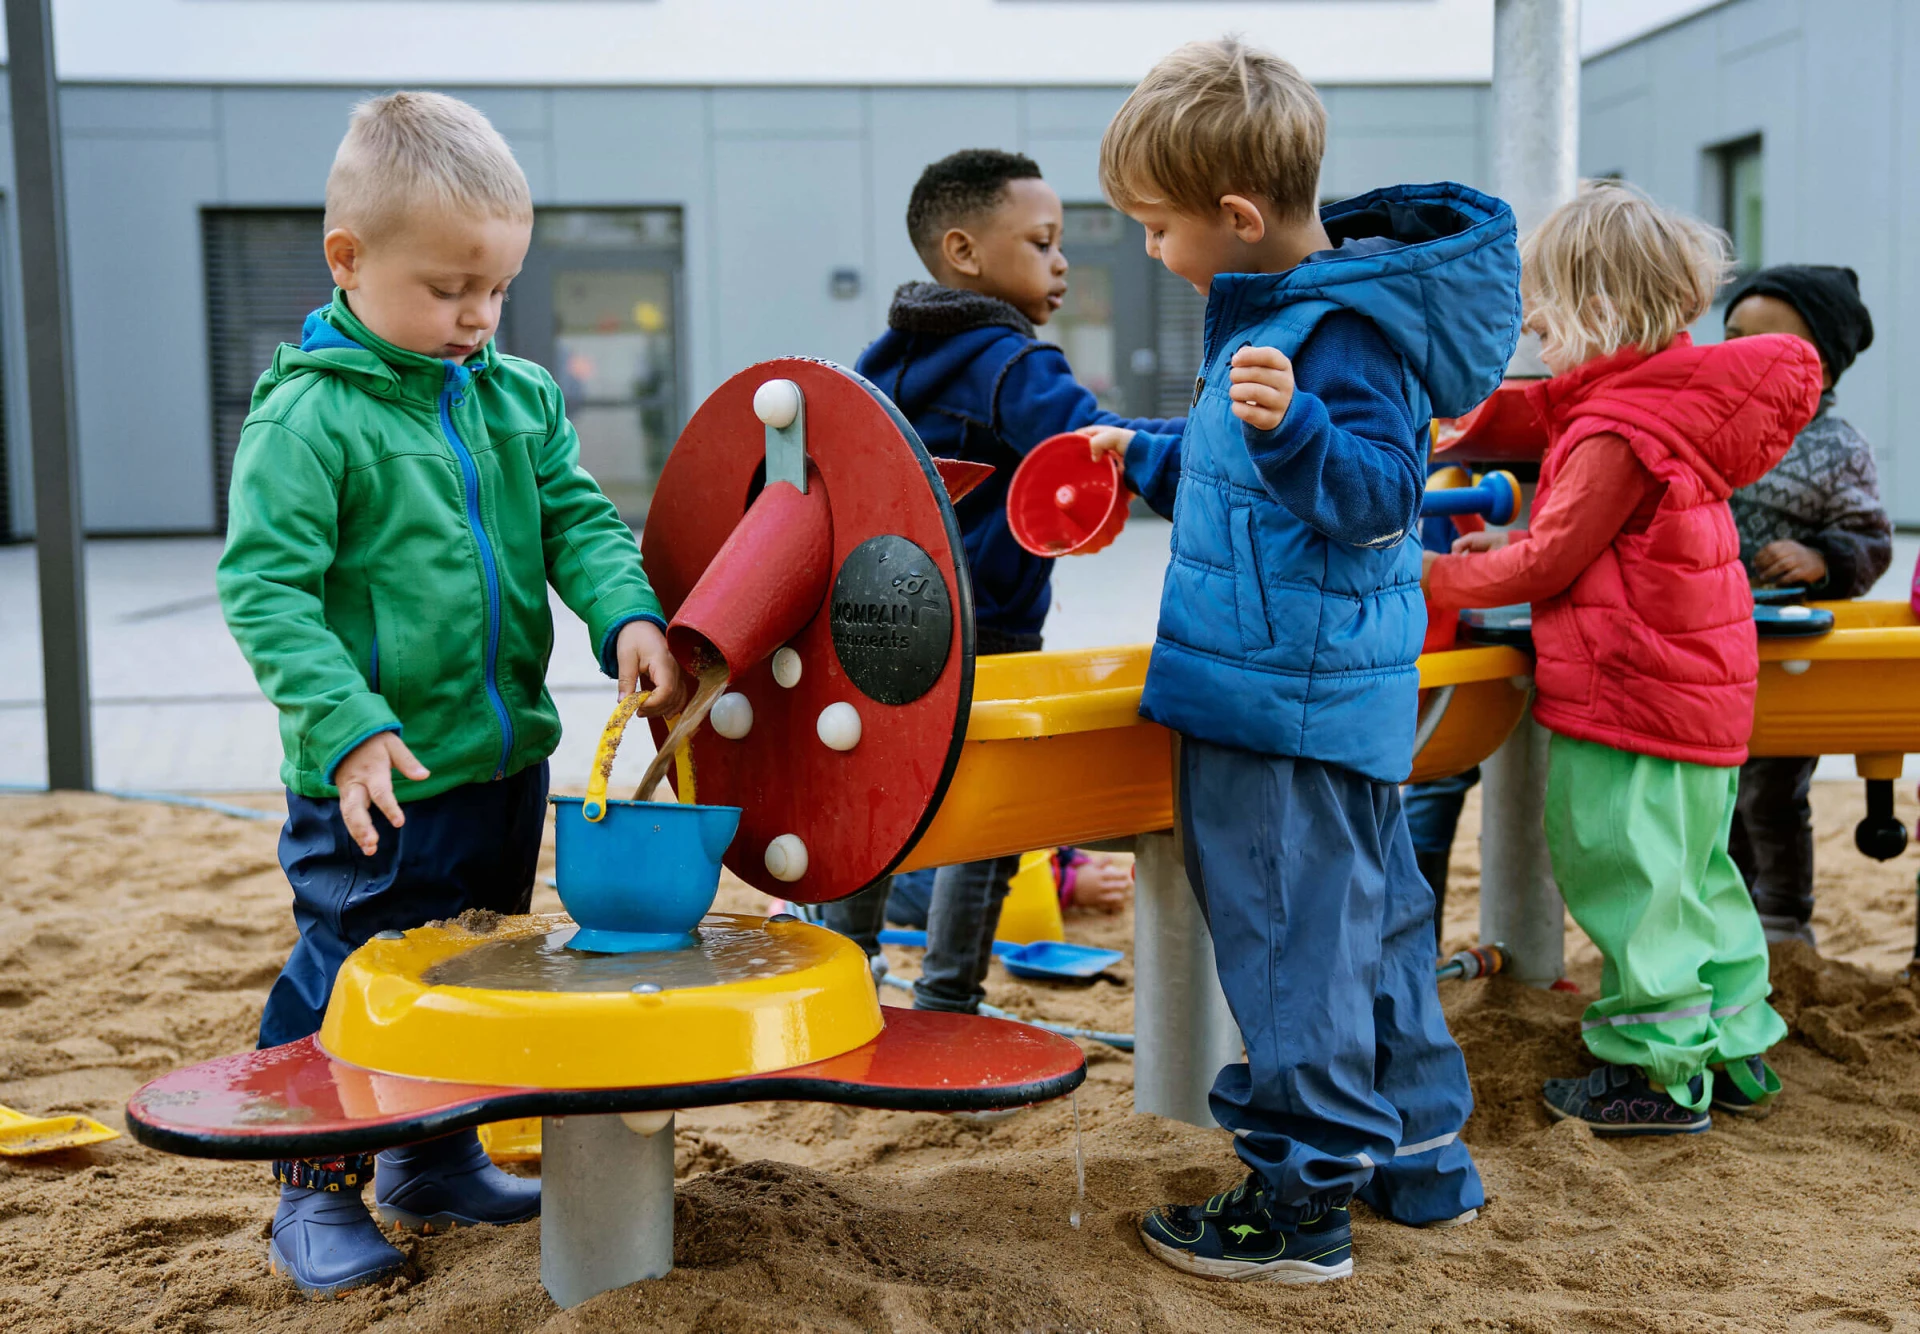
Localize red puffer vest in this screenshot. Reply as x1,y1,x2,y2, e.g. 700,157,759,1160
1524,332,1823,766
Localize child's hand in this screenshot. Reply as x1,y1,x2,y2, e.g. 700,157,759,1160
335,731,429,857
1229,346,1295,431
1752,538,1827,587
1077,424,1135,464
1450,530,1509,555
618,620,685,716
1066,853,1134,914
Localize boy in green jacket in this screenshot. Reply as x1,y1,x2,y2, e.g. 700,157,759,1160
215,91,684,1296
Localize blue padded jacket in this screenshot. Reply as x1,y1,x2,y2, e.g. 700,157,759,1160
1123,182,1521,782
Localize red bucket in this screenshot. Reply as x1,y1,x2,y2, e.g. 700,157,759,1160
1006,433,1131,557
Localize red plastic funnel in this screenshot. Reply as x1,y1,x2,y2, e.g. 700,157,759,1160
668,472,833,679
1006,433,1130,557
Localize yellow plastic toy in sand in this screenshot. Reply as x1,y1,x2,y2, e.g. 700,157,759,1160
0,1103,119,1156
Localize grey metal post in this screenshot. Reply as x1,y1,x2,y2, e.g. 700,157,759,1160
1132,830,1242,1127
1477,0,1580,985
541,1111,676,1307
1492,0,1581,375
6,0,91,790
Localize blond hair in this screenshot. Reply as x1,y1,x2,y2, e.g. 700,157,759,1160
1100,37,1325,222
1523,179,1731,367
324,91,532,241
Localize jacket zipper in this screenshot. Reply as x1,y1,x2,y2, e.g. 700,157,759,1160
369,633,379,693
439,362,514,779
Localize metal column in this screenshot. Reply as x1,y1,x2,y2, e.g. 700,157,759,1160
1478,0,1580,985
6,0,92,790
540,1111,676,1308
1132,831,1241,1127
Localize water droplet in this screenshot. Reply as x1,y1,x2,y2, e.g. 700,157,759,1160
1070,1089,1085,1229
631,982,662,995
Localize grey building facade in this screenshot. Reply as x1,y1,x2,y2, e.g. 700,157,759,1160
1583,0,1919,523
4,0,1912,538
0,79,1486,538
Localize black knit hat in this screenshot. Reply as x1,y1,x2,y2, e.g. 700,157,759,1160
1724,264,1874,384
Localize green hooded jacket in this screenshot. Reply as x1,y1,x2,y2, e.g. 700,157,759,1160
216,294,666,801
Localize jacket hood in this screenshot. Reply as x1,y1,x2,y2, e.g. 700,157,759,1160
859,282,1034,421
1209,182,1522,418
250,292,498,409
1528,332,1825,499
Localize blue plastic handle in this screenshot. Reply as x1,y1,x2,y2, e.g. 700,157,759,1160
1420,470,1520,526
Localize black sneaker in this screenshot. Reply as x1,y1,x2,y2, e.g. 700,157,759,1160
1543,1064,1710,1136
1139,1173,1353,1283
1710,1055,1781,1114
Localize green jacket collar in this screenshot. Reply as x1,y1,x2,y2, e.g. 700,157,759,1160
276,290,500,404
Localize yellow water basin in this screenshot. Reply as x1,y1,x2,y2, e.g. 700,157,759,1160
320,913,882,1090
1753,601,1920,775
900,642,1531,869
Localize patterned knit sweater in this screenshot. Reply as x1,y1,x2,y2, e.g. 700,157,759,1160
1729,392,1892,599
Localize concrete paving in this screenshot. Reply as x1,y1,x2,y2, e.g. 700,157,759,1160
1,522,1910,791
0,519,1173,792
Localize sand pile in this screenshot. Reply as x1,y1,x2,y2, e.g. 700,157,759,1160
3,785,1919,1332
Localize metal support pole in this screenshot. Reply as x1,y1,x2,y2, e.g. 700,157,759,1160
541,1111,676,1308
1478,704,1564,985
1477,0,1579,983
1492,0,1581,374
6,0,91,790
1132,831,1242,1127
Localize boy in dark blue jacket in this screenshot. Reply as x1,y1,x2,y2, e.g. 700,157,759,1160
823,149,1180,1014
1084,39,1521,1281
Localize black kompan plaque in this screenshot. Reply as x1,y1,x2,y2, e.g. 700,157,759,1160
829,535,953,705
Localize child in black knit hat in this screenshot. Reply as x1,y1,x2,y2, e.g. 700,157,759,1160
1723,264,1891,948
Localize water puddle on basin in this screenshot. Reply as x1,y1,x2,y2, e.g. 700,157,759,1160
422,921,817,993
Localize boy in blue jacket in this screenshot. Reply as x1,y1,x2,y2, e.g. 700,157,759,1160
824,149,1179,1014
1083,39,1521,1281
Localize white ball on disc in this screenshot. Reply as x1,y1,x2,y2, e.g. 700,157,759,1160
753,378,802,429
771,646,803,689
765,834,809,882
710,691,753,739
816,701,862,752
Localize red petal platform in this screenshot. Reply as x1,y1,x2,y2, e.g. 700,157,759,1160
126,1008,1087,1160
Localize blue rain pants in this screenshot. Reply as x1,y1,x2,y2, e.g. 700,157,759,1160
1178,736,1484,1225
258,762,549,1049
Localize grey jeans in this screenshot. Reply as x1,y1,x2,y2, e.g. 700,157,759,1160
821,855,1025,1013
1728,754,1819,946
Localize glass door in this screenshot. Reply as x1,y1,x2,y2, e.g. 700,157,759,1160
505,209,683,523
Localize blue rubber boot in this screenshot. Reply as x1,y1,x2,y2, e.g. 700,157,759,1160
374,1130,541,1233
268,1185,407,1297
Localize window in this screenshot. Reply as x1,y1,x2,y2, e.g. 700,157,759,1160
1043,204,1202,421
202,210,335,528
1713,136,1764,274
505,209,684,523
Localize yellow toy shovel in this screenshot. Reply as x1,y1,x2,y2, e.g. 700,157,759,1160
0,1103,119,1156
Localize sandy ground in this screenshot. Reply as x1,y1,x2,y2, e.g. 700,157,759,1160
3,784,1919,1333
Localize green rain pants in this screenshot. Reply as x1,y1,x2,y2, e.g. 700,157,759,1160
1543,733,1787,1110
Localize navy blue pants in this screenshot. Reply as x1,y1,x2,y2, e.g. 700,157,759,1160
1179,737,1483,1225
258,763,550,1050
1402,766,1479,855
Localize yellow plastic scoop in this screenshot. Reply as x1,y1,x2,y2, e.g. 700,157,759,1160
0,1103,119,1156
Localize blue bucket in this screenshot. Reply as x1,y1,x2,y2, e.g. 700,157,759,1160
550,797,743,953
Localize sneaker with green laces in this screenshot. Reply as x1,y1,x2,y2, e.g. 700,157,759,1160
1710,1055,1781,1114
1139,1172,1353,1283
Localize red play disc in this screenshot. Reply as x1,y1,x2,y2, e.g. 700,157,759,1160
1006,433,1130,557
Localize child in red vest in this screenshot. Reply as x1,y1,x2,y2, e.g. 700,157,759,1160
1424,181,1823,1134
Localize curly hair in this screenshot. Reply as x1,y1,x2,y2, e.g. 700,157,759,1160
906,149,1044,263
